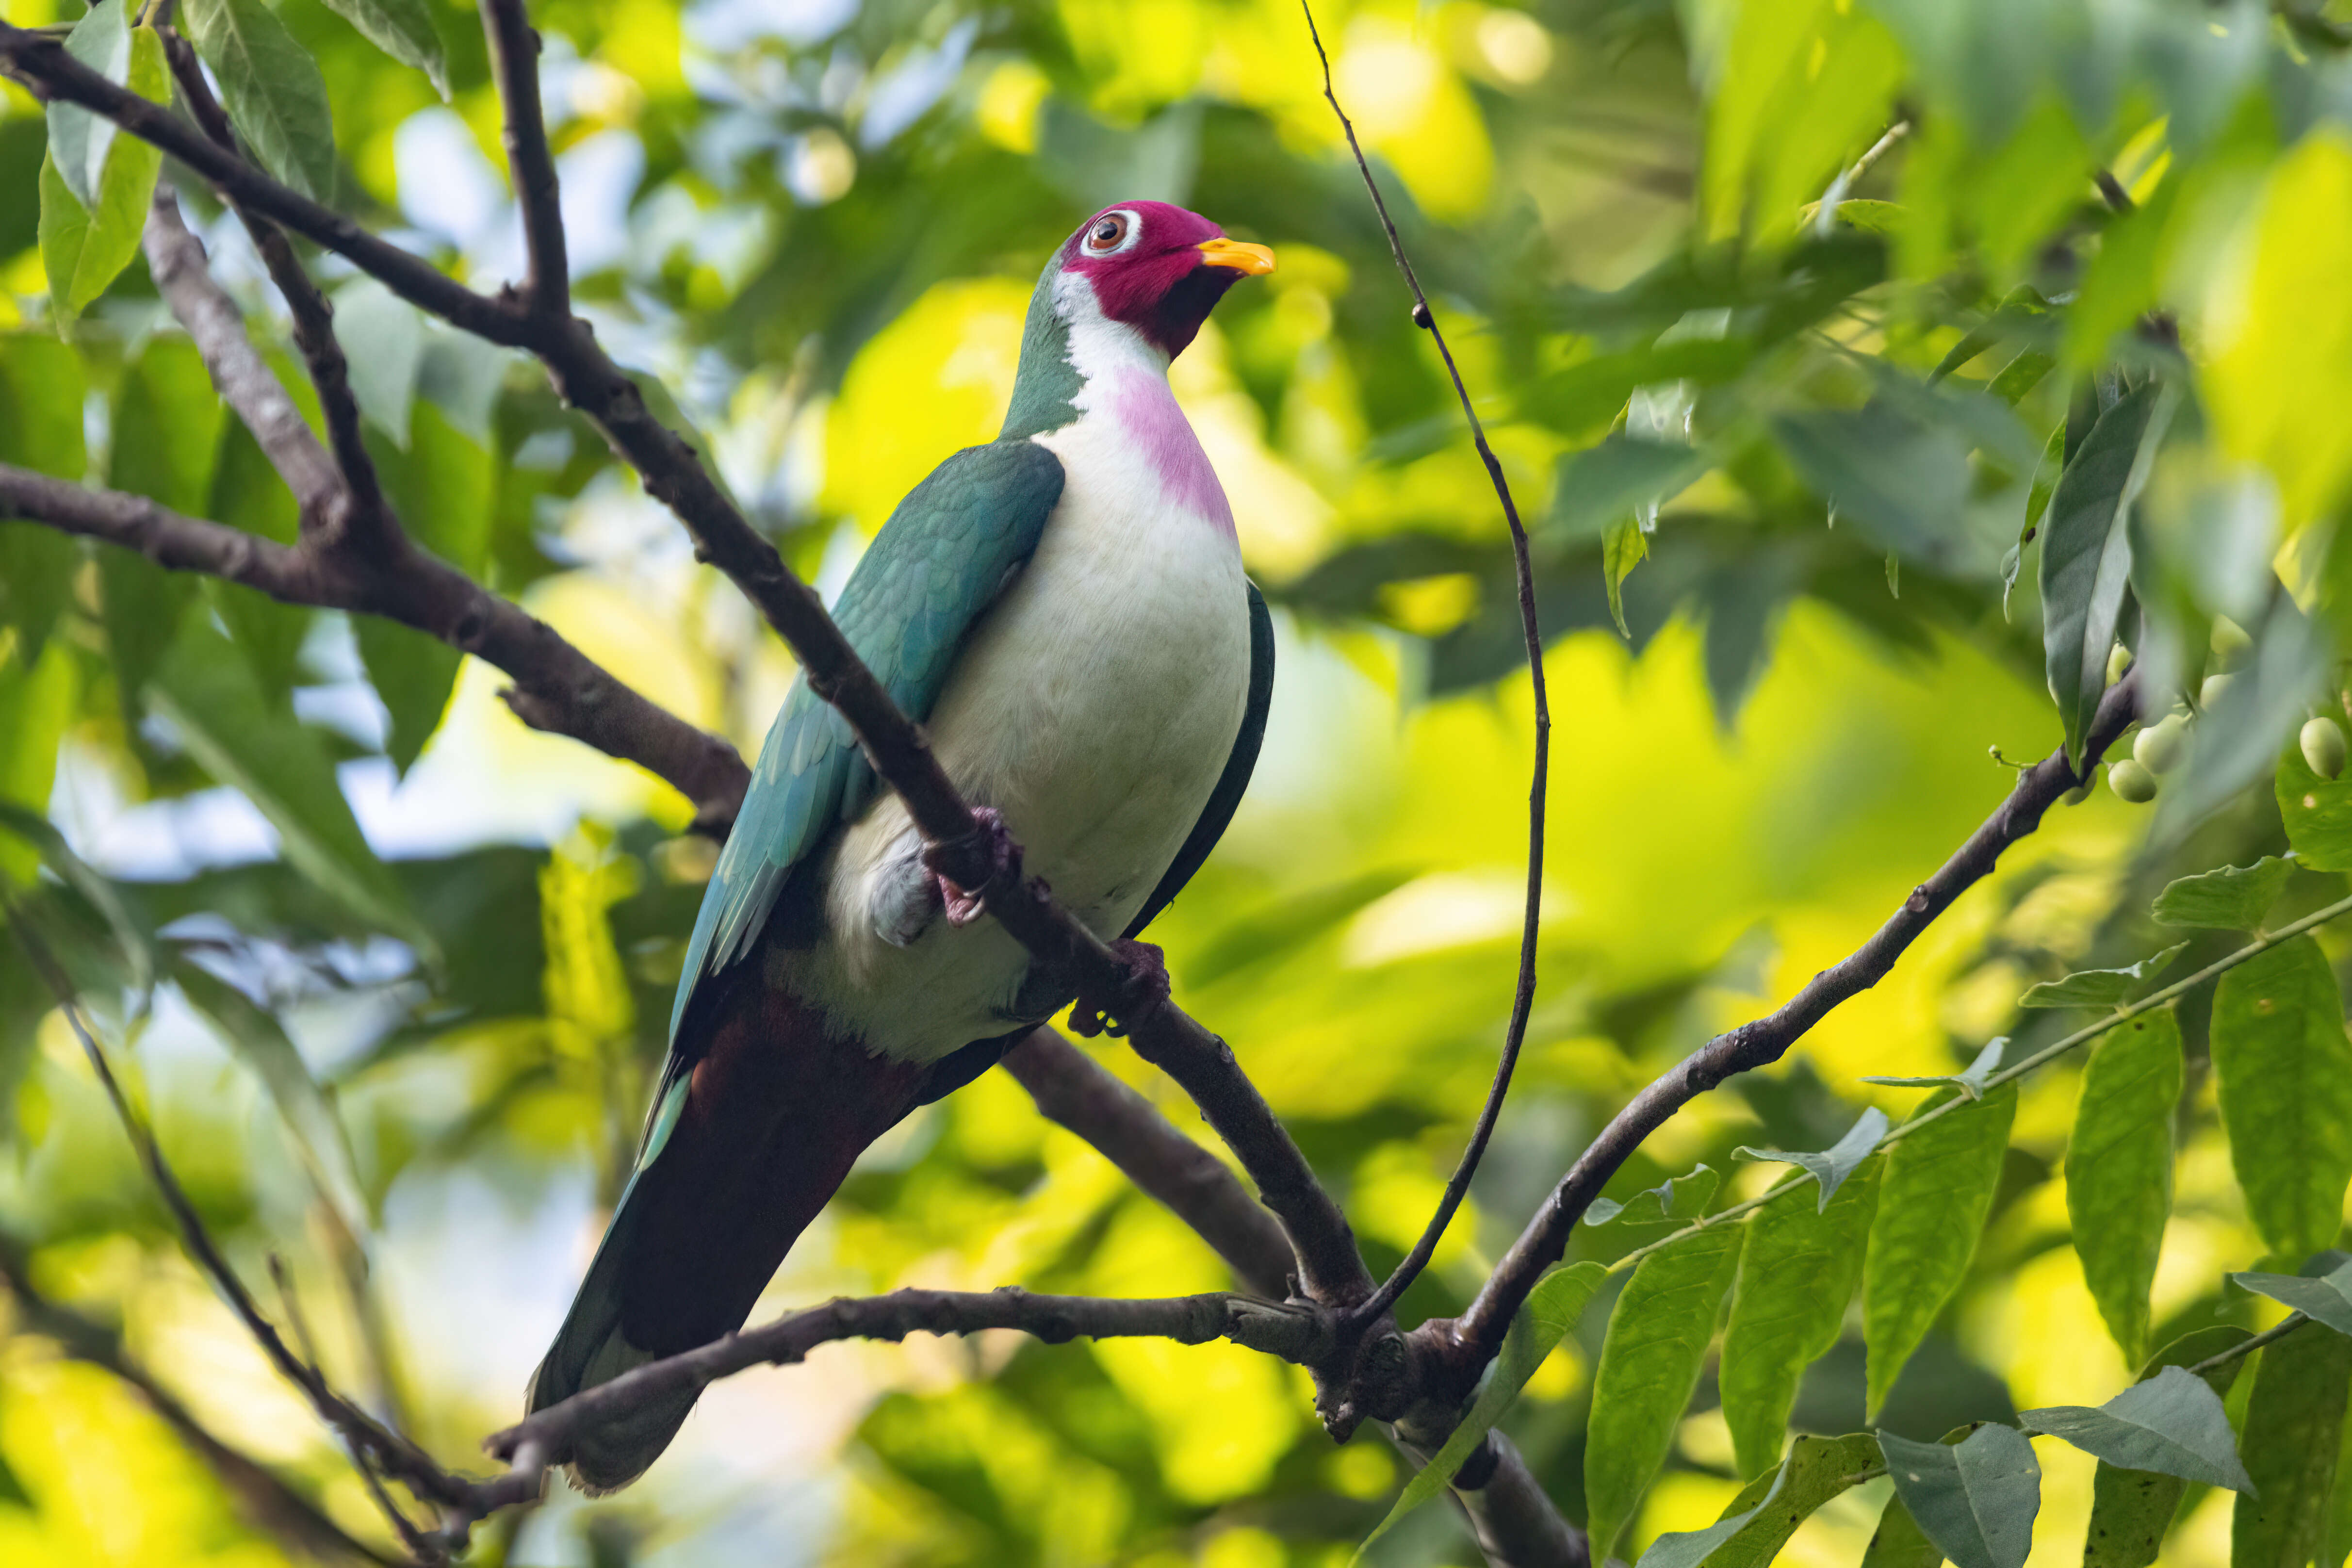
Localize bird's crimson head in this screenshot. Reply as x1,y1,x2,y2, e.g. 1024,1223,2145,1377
1055,200,1275,360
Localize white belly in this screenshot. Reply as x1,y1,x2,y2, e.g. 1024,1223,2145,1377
784,392,1250,1061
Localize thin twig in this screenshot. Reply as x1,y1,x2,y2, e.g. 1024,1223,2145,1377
0,1236,410,1567
487,1286,1331,1468
478,0,569,318
1301,0,1549,1332
2189,1314,2309,1375
1599,882,2352,1282
1449,672,2143,1368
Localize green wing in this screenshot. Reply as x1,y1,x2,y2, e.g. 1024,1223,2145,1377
668,440,1064,1044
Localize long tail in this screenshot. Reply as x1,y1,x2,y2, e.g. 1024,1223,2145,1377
527,980,933,1492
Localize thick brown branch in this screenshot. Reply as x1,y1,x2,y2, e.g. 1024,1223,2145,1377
478,0,568,318
0,1236,408,1566
1302,0,1549,1332
0,466,749,831
1003,1028,1296,1301
141,187,342,522
1443,673,2145,1374
487,1286,1332,1471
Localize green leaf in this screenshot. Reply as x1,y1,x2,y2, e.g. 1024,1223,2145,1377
0,333,91,659
1604,519,1648,639
2039,380,2177,769
336,278,425,448
173,958,374,1240
2210,936,2352,1263
1585,1223,1747,1559
146,619,430,957
2067,1007,2183,1364
2234,1309,2352,1568
1588,1163,1722,1229
2019,943,2187,1009
1878,1424,2041,1568
1861,1491,1944,1568
1350,1262,1606,1560
181,0,338,202
0,648,79,888
1864,1036,2007,1099
1637,1432,1885,1568
354,403,493,771
37,25,166,332
1719,1157,1882,1476
0,802,156,998
1772,399,1974,572
2021,1366,2253,1493
1550,435,1710,539
2084,1326,2255,1568
1734,1106,1890,1211
2279,740,2352,872
2154,859,2295,931
205,418,309,707
102,334,224,708
2233,1258,2352,1336
1864,1085,2016,1419
316,0,448,97
45,0,133,211
1987,349,2052,407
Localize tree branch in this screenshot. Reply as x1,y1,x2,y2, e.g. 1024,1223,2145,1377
0,466,750,832
0,1234,410,1567
154,33,397,558
478,0,568,319
1300,0,1550,1332
140,186,343,523
486,1286,1331,1470
1002,1028,1296,1301
1442,672,2145,1374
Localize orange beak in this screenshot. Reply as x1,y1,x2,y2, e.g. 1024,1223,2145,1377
1196,237,1276,276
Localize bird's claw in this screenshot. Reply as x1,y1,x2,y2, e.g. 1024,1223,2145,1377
1070,940,1171,1039
926,808,1014,927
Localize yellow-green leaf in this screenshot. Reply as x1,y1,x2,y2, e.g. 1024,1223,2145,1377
37,25,167,332
1864,1085,2016,1419
2210,936,2352,1264
2065,1008,2182,1366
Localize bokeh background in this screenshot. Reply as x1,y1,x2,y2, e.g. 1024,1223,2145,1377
5,0,2352,1563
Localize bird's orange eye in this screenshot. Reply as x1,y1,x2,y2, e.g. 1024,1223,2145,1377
1085,213,1130,252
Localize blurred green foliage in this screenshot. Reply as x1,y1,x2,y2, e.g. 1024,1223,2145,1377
11,0,2352,1563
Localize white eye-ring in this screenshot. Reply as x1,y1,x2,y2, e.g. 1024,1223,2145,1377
1082,210,1139,255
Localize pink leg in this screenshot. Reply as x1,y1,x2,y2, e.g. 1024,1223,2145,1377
928,807,1013,927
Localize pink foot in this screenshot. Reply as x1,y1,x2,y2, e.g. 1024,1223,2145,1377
924,807,1014,927
1070,939,1171,1039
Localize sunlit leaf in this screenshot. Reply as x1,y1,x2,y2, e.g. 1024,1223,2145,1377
1864,1037,2005,1100
2210,936,2352,1264
1864,1086,2015,1419
1550,435,1709,540
1587,1163,1720,1230
37,25,167,331
1733,1106,1889,1209
1585,1223,1746,1559
44,0,135,211
2233,1258,2352,1337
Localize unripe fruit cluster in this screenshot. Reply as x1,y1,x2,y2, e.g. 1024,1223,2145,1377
2085,625,2348,806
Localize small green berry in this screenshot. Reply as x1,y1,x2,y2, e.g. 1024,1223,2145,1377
2211,618,2254,670
2061,783,2092,806
2134,716,2187,775
2201,673,2235,710
2303,716,2347,780
2108,758,2158,803
2107,643,2132,686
